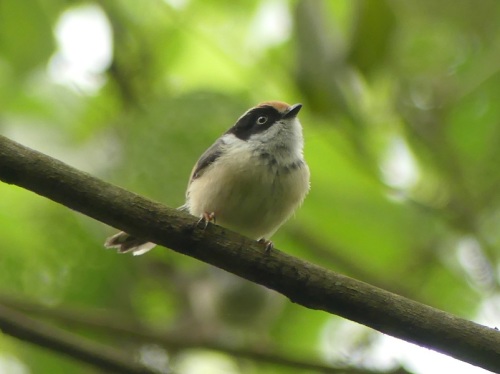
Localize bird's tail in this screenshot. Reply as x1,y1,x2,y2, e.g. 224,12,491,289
104,204,189,256
104,232,156,256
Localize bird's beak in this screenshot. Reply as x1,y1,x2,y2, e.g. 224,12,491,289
282,103,302,119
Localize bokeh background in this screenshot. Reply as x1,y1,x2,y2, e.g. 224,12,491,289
1,0,500,373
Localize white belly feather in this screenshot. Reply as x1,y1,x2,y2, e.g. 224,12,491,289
186,145,310,240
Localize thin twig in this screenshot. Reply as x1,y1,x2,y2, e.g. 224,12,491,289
0,304,158,374
0,294,409,374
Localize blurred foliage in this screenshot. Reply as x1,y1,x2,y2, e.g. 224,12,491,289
1,0,500,373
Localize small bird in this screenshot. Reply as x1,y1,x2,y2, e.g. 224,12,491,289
105,101,310,255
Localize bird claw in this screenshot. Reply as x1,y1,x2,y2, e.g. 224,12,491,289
197,212,216,230
258,239,274,253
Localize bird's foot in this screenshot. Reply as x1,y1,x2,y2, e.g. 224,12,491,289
197,211,216,229
258,238,274,253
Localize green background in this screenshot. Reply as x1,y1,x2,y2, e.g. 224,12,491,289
1,1,500,373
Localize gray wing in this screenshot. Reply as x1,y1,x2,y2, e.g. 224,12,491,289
189,138,225,182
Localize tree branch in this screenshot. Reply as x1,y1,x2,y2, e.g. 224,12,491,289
0,304,157,374
0,294,409,374
1,135,499,372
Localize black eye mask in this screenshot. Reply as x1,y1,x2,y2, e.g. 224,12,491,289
226,106,282,141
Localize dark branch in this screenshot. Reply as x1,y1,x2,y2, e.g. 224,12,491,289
0,304,157,374
1,135,500,372
0,294,410,374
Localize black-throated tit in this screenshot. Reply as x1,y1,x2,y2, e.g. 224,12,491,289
105,101,310,255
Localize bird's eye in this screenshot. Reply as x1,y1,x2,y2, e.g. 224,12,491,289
256,116,268,125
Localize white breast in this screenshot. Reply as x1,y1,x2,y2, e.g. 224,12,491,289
186,133,310,240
